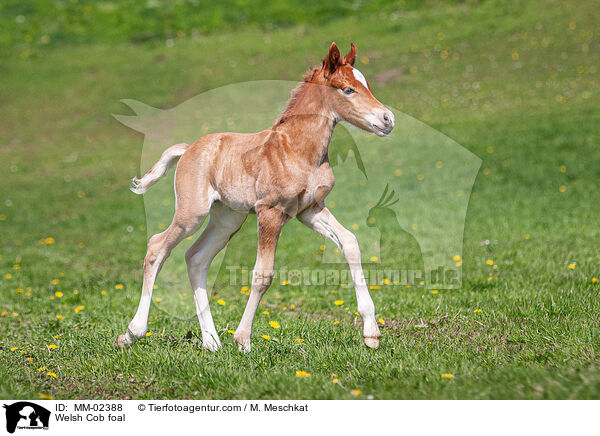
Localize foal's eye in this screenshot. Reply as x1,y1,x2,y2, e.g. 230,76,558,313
342,87,355,95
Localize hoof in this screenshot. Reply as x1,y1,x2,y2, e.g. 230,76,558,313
364,336,380,349
233,331,251,353
237,342,251,353
202,341,222,352
114,334,131,349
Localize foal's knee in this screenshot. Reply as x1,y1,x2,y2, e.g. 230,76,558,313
252,269,274,293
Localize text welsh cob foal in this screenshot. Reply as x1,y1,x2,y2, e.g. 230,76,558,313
115,42,395,352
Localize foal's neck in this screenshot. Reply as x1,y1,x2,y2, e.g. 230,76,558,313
274,83,337,165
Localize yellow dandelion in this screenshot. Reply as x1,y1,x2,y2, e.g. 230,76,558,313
334,300,344,306
37,367,46,371
74,305,84,313
378,318,385,325
333,320,340,325
294,338,304,343
369,285,381,290
146,332,152,337
115,283,124,290
240,286,249,293
474,309,482,313
51,279,59,285
332,379,340,384
55,291,63,298
46,372,57,378
13,264,20,270
101,290,107,295
432,290,439,294
261,334,271,340
45,237,55,244
592,278,599,283
217,299,225,305
5,273,12,279
227,329,235,334
262,310,270,315
0,312,6,316
486,259,494,265
382,278,390,285
441,373,454,379
269,321,280,329
351,389,362,396
370,256,378,262
16,288,24,294
296,370,311,378
10,347,18,351
73,289,79,295
39,394,54,400
568,263,575,270
155,297,162,302
48,344,58,350
319,245,326,251
281,280,290,286
453,255,461,261
11,312,18,317
559,185,566,193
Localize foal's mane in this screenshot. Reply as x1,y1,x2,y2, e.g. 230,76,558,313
274,66,321,126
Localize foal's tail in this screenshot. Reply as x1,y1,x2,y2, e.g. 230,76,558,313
130,143,189,194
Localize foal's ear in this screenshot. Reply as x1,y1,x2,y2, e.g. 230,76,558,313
343,42,357,66
323,42,341,76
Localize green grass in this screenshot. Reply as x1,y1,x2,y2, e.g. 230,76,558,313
1,0,599,399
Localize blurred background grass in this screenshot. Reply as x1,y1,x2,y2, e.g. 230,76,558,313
0,0,445,49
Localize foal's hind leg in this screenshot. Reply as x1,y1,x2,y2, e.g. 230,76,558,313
115,211,206,348
185,203,247,351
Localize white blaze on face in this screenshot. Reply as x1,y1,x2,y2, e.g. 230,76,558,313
352,67,369,90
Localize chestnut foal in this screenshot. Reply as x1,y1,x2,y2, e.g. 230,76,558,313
115,42,394,352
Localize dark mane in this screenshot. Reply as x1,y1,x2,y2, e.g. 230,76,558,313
274,65,321,126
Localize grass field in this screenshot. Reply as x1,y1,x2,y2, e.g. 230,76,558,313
1,0,599,399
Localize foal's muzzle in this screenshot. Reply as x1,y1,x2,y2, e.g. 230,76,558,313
371,109,395,136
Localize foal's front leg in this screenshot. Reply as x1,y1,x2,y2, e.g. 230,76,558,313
298,204,381,348
234,207,286,352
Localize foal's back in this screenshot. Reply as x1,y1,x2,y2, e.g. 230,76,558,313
175,128,273,213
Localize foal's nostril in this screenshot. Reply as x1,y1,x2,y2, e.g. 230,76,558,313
383,113,390,123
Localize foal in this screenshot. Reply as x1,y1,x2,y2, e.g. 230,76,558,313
115,42,395,352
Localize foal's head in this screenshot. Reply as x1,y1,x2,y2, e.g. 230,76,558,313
310,42,395,136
